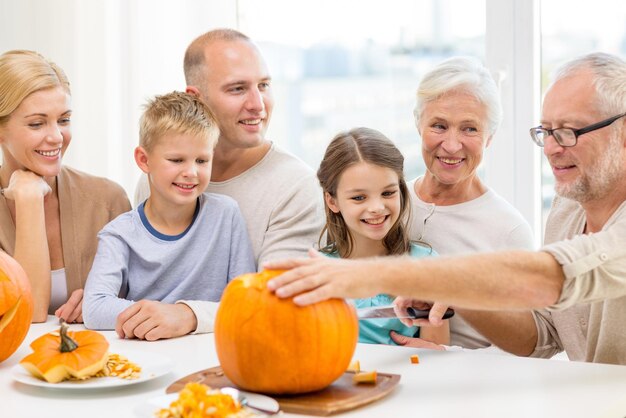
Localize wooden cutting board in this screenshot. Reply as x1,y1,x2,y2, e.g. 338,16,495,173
166,366,400,416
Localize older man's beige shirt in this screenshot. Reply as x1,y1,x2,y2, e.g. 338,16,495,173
531,195,626,365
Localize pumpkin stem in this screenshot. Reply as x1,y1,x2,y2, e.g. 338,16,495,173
59,321,79,353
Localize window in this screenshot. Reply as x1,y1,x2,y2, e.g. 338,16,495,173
238,0,486,181
6,0,620,244
539,0,626,233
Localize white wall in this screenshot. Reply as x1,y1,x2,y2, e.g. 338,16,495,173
0,0,238,198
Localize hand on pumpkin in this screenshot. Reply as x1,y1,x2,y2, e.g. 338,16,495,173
55,288,84,323
393,297,449,328
116,300,197,341
265,248,383,305
1,169,51,201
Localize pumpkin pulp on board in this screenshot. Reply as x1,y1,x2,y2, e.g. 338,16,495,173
20,322,109,383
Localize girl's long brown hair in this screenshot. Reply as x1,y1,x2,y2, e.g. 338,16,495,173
317,127,412,258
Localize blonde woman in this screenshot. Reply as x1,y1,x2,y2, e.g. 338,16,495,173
0,50,130,323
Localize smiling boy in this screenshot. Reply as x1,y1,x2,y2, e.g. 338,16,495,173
83,91,255,340
134,29,324,270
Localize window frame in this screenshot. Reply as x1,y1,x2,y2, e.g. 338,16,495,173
484,0,542,247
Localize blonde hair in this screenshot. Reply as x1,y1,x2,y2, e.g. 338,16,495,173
0,50,70,126
183,28,251,87
139,91,219,151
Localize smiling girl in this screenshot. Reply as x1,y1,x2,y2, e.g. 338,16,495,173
317,127,449,346
0,50,130,322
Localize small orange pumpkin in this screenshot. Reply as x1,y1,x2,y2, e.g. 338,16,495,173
215,270,358,395
20,322,109,383
0,250,33,363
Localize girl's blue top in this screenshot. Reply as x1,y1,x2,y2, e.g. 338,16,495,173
325,242,436,345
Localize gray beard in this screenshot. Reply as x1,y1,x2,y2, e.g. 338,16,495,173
555,135,623,203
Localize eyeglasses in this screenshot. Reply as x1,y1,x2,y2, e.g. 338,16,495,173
529,112,626,147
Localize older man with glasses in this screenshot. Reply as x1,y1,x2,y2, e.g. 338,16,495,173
266,52,626,365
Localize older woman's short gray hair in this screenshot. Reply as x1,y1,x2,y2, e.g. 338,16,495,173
551,52,626,117
413,56,503,136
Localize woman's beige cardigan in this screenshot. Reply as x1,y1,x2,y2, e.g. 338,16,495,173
0,166,131,294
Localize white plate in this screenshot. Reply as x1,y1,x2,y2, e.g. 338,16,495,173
133,393,266,418
134,394,179,418
12,349,173,389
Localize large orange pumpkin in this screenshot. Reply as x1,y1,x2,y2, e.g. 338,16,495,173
0,250,33,363
214,270,358,395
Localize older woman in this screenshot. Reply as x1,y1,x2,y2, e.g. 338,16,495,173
399,56,534,349
0,50,130,323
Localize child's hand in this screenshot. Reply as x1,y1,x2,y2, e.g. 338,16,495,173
393,296,449,327
55,289,84,323
389,331,446,350
115,300,197,341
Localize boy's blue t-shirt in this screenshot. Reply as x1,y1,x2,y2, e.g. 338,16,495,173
82,192,256,330
325,243,436,345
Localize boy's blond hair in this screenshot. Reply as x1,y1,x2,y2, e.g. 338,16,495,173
139,91,218,151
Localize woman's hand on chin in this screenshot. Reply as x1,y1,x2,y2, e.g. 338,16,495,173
3,169,52,201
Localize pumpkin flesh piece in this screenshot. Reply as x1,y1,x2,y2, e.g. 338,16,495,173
347,360,361,373
352,370,377,384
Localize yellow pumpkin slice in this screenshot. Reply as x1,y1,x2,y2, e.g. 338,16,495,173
20,322,109,383
352,370,377,384
347,359,361,373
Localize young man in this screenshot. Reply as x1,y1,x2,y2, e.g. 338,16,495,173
267,52,626,365
135,29,324,269
83,92,255,340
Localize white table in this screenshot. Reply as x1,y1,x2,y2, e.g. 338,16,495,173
2,317,626,418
